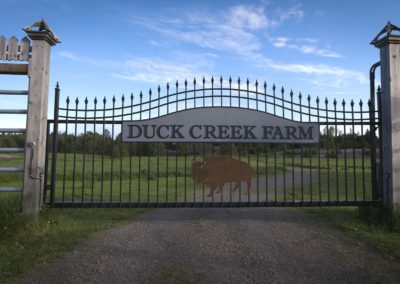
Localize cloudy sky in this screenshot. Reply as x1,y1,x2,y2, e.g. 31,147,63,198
0,0,398,127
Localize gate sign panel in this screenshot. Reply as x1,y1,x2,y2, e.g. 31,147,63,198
122,107,319,143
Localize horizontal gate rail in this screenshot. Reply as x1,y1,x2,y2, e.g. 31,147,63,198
0,90,28,95
0,167,24,173
0,187,22,192
0,128,26,133
0,109,27,114
0,148,24,153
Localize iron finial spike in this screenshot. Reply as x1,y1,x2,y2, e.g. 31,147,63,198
176,80,179,88
220,76,223,84
377,85,382,92
84,97,88,105
112,95,116,104
103,97,106,104
122,94,125,102
264,81,267,89
184,79,187,86
211,76,214,84
229,76,232,84
140,91,143,99
307,94,311,102
94,97,97,104
255,80,258,87
299,92,302,100
130,93,134,100
342,99,346,106
75,97,79,104
324,97,328,105
290,90,293,97
333,98,337,105
246,78,249,86
193,77,196,85
202,76,205,84
272,84,276,92
316,96,320,104
359,99,363,106
350,99,354,107
66,96,70,104
238,77,241,84
158,85,161,93
368,99,372,107
149,88,152,96
56,81,60,89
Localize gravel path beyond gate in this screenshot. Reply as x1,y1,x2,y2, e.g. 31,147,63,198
17,208,400,283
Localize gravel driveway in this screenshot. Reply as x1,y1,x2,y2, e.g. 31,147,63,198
17,208,400,284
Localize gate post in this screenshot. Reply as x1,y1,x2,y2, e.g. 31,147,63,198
371,22,400,209
22,20,60,217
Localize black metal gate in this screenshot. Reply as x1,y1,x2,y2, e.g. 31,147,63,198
44,77,382,207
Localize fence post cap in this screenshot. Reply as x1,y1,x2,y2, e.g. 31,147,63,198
371,22,400,48
23,19,60,46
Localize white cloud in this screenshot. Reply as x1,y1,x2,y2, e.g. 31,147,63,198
57,51,79,61
270,37,343,58
270,5,304,27
228,5,269,30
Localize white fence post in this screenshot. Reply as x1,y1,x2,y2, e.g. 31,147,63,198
372,22,400,209
22,20,60,217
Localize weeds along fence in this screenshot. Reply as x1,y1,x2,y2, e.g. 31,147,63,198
44,77,383,207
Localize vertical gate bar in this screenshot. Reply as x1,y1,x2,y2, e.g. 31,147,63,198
291,92,295,203
351,100,357,201
147,143,150,205
211,144,214,204
101,98,106,204
247,143,250,204
317,97,321,202
246,78,249,109
71,98,79,204
360,100,366,201
274,148,277,203
220,143,223,204
255,80,259,111
211,77,214,107
184,143,187,204
238,78,241,108
175,143,178,205
62,97,70,206
110,96,116,204
157,143,160,205
194,78,197,109
185,79,187,110
166,142,169,203
265,144,268,203
282,88,286,203
120,95,125,205
167,83,170,114
343,100,348,202
220,77,223,106
193,144,196,204
229,143,232,205
299,93,304,202
273,84,276,115
176,81,179,112
334,100,339,202
91,98,97,204
325,98,330,202
308,95,312,202
238,143,242,203
81,98,88,205
264,82,267,112
158,85,161,117
256,143,259,203
50,83,60,206
229,77,232,107
377,88,383,200
138,143,141,204
202,77,205,107
202,143,205,204
129,94,133,205
139,93,142,204
44,121,50,204
369,63,379,200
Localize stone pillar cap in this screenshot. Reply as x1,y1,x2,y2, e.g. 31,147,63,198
371,22,400,48
23,19,61,46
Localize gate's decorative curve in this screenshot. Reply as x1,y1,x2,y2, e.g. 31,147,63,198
45,77,382,208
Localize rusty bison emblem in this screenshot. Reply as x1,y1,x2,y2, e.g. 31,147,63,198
191,156,252,197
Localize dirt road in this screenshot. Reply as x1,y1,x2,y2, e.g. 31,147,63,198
17,208,400,283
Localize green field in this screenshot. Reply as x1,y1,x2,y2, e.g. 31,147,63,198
0,150,374,205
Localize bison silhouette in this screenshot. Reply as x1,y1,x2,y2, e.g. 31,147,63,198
191,156,252,197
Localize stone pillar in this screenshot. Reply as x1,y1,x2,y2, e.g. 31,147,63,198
372,22,400,208
22,20,60,217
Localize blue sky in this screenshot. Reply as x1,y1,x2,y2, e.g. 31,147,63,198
0,0,398,127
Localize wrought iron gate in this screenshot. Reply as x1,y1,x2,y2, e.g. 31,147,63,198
44,77,382,207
